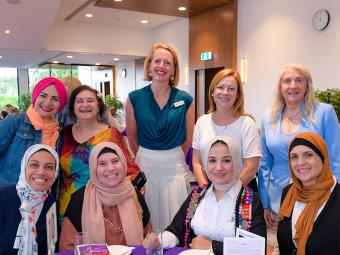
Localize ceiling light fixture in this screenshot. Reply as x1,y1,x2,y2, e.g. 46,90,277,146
178,6,186,11
85,13,93,18
113,58,120,61
5,30,10,34
52,61,59,64
114,0,123,2
66,55,73,59
95,63,100,65
141,20,148,24
0,56,2,59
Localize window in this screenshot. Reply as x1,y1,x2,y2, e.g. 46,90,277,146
0,68,18,109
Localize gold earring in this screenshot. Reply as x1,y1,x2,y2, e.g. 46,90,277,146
149,72,152,78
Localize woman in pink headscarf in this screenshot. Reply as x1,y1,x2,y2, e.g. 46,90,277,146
0,77,67,186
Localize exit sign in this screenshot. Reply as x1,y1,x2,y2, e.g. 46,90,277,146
200,52,213,61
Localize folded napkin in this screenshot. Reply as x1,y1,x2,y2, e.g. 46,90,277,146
107,245,134,255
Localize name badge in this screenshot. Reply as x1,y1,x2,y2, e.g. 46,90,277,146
174,100,185,107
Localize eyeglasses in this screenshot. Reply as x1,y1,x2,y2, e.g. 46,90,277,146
215,85,237,94
281,78,306,86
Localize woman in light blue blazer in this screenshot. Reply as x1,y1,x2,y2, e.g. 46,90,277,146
257,63,340,254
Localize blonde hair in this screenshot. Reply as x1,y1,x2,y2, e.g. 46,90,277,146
62,76,82,96
143,42,180,86
208,69,244,117
271,63,316,126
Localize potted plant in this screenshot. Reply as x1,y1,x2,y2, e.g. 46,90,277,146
105,95,124,116
315,88,340,121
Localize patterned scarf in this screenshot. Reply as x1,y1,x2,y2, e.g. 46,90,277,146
14,144,59,255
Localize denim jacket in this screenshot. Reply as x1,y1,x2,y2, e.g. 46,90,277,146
0,113,62,185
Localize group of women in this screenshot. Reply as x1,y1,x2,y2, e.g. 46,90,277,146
0,42,339,255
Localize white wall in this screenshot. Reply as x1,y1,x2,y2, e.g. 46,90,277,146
115,61,136,103
238,0,340,123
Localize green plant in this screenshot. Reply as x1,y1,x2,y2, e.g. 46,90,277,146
105,95,124,111
19,93,32,112
315,88,340,121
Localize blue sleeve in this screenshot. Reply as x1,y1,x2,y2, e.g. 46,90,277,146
0,114,20,155
257,114,273,209
321,105,340,180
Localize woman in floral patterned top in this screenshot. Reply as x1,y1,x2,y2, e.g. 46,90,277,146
59,85,140,218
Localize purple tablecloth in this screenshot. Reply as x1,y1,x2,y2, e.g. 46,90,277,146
57,246,188,255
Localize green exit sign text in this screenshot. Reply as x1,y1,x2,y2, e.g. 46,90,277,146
200,52,213,61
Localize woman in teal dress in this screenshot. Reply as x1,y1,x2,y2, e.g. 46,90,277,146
126,42,195,230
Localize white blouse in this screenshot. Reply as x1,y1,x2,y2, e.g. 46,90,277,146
162,185,238,248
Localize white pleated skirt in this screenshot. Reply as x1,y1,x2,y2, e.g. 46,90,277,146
136,146,190,230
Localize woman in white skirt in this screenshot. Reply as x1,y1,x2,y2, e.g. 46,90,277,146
126,42,195,230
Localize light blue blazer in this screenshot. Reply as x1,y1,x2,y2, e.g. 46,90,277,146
258,102,340,214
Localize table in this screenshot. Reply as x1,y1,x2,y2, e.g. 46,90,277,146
57,246,188,255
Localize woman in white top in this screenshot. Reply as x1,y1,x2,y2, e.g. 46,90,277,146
147,136,266,255
192,69,262,190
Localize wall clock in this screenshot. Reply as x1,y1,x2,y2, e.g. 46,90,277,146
312,9,330,31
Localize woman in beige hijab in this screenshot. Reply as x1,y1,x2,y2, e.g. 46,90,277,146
59,142,152,250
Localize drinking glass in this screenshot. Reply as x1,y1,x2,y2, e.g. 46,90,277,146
146,229,163,255
74,232,89,255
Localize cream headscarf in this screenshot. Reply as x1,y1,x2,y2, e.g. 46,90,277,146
14,144,59,255
81,142,144,245
202,135,243,191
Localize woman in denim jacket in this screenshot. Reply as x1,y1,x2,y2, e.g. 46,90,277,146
0,77,67,186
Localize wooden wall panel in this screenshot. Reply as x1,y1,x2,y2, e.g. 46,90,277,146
189,2,237,70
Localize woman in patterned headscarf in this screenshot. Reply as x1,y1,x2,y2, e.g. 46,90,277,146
0,144,59,255
278,132,340,255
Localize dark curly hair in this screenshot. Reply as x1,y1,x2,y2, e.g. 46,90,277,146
68,85,106,120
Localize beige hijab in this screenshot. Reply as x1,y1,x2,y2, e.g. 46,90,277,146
202,135,243,191
82,142,143,245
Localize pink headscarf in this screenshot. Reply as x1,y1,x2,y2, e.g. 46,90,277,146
31,77,67,112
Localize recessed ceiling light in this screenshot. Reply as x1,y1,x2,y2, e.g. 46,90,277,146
178,6,186,11
114,0,123,2
5,30,10,34
0,56,2,59
141,20,148,24
52,61,59,64
66,55,73,59
113,58,120,61
95,63,100,66
85,13,93,18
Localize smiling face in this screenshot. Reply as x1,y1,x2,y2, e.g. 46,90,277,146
74,89,99,121
207,142,234,185
149,48,175,84
25,150,56,192
290,145,323,186
34,85,60,120
96,152,125,188
280,69,308,106
212,76,238,111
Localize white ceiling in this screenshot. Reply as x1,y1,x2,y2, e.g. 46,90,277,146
0,0,180,68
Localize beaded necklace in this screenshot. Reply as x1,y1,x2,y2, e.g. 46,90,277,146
184,184,254,246
235,186,253,230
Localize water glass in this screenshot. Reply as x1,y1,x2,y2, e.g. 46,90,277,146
74,232,89,255
146,229,163,255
